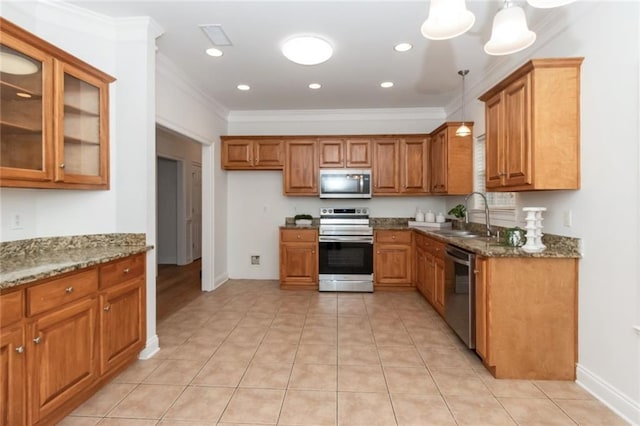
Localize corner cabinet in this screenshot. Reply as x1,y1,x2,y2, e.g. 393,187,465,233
0,18,114,190
479,58,583,191
221,137,284,170
429,122,473,195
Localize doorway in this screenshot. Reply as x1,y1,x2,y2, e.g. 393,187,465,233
156,157,178,264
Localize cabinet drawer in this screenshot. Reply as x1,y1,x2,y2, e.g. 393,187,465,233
100,254,145,289
27,268,98,316
281,229,317,243
375,230,412,244
0,289,24,327
424,237,446,256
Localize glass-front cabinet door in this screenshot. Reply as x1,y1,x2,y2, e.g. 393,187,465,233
0,34,53,182
54,60,109,186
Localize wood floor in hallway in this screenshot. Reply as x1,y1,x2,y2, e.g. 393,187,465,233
156,259,202,321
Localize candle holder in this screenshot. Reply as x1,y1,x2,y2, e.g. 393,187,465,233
521,207,547,253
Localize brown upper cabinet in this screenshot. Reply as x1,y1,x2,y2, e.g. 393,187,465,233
429,122,473,195
0,18,114,190
319,137,371,168
479,58,583,191
221,137,284,170
372,136,429,195
284,138,318,195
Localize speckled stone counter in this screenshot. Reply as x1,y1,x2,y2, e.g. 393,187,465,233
282,217,580,258
0,233,152,290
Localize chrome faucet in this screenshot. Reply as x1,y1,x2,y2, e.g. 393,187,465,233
464,192,492,237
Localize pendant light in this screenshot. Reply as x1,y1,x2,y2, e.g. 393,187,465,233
421,0,475,40
455,70,471,137
484,1,536,56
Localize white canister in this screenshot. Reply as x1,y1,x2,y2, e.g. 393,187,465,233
436,212,445,223
425,210,435,222
415,209,425,222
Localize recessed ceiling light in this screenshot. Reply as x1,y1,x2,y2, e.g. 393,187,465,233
394,43,413,52
282,36,333,65
380,81,394,88
308,83,322,90
237,84,250,91
205,48,223,57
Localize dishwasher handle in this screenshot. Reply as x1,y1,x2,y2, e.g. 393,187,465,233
445,246,474,267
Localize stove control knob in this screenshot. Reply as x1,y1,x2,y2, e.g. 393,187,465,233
356,208,361,214
328,209,333,214
321,209,327,214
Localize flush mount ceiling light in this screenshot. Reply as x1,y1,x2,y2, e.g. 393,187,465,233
380,81,394,88
237,84,250,91
394,42,413,52
485,1,536,56
282,36,333,65
0,51,39,75
421,0,475,40
527,0,576,8
455,70,472,137
308,83,322,90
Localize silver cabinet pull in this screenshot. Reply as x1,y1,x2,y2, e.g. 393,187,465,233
65,286,74,294
15,346,25,354
104,305,111,312
59,163,65,169
123,268,130,274
33,336,42,344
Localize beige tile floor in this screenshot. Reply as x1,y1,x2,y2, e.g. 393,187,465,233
61,279,628,425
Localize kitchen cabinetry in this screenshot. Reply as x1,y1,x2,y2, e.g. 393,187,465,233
372,137,429,195
413,232,445,315
0,18,114,190
0,291,26,426
474,256,578,379
221,137,284,170
0,252,146,425
374,230,413,288
319,137,371,168
279,228,318,289
98,255,146,375
429,122,473,195
479,58,583,191
284,139,318,195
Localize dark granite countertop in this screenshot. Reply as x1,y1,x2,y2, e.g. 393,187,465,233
0,234,152,290
281,217,580,259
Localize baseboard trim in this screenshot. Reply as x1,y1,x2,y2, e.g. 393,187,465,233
576,363,639,425
213,272,229,290
138,334,160,360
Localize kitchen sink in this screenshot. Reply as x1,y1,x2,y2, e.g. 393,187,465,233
431,229,485,238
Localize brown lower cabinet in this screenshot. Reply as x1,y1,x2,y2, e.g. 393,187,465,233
474,256,578,380
279,228,318,289
374,230,413,289
0,252,146,426
414,233,445,315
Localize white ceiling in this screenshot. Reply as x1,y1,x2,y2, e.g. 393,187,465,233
68,1,566,112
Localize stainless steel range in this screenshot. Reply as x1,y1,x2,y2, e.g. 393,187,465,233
318,207,374,292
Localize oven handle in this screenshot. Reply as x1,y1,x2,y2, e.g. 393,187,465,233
319,236,374,243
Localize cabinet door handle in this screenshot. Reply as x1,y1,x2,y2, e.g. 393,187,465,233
123,268,131,274
15,345,25,354
297,235,301,239
104,305,111,312
65,286,74,294
33,336,42,344
59,163,65,169
312,250,315,254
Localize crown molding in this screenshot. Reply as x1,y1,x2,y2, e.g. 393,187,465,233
227,107,445,123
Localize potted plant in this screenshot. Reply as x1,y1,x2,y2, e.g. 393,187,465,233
294,214,313,226
448,204,467,221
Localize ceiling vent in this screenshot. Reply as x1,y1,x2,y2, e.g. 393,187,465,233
199,24,232,46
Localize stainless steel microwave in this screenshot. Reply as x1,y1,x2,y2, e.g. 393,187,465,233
319,169,372,199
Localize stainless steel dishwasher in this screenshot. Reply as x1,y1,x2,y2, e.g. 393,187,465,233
444,245,476,349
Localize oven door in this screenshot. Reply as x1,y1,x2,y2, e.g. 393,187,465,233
318,236,374,276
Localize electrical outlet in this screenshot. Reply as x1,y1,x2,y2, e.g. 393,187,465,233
251,255,260,265
10,212,23,230
563,210,572,227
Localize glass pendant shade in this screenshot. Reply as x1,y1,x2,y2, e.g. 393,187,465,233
484,5,536,56
527,0,576,8
421,0,475,40
456,124,472,137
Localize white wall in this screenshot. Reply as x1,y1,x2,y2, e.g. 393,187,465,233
446,3,639,423
0,1,162,357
